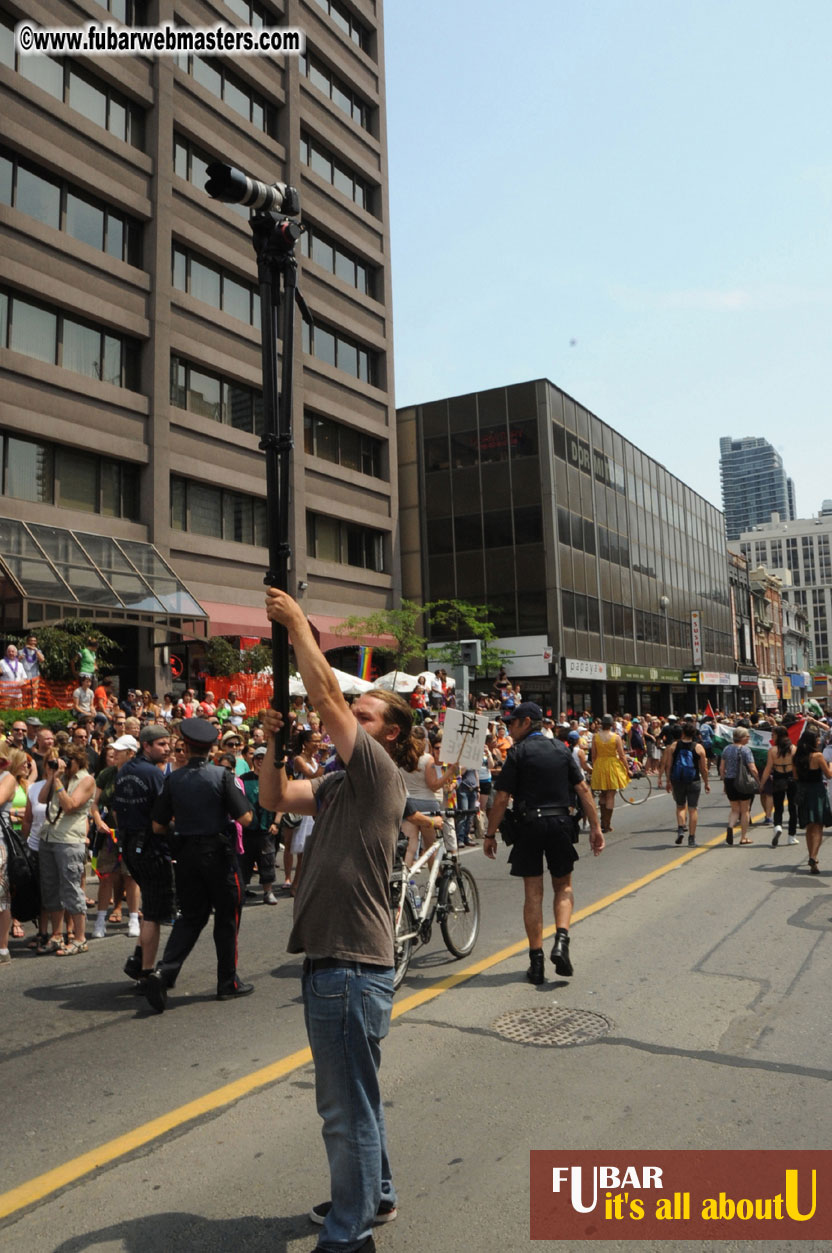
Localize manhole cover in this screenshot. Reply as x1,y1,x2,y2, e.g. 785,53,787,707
493,1006,613,1047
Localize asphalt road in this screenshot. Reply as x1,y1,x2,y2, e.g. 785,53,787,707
2,781,830,1252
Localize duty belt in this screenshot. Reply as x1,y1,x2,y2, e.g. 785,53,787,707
521,805,571,820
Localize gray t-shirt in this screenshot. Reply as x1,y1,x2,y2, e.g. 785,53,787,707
287,723,406,966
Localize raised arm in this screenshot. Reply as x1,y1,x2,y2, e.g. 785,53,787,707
266,588,358,764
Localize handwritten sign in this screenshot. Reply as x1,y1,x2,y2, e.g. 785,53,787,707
440,709,490,771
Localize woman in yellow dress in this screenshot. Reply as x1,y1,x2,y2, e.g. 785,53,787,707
590,714,630,833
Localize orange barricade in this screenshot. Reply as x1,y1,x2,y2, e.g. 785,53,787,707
200,673,275,716
0,678,75,710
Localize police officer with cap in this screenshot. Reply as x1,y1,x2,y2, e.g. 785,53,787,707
484,701,604,985
115,723,173,983
145,718,253,1012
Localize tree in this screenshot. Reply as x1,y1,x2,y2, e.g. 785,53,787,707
240,643,272,674
335,600,427,673
202,637,241,677
17,620,119,681
425,599,514,677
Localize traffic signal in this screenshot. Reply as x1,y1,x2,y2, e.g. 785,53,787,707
459,640,482,667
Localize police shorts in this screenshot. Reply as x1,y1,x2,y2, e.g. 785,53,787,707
671,780,702,809
122,833,176,924
508,816,579,879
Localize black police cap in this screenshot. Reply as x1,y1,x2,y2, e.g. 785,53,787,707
180,717,219,747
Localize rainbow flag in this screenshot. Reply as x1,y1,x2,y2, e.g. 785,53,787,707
358,646,373,681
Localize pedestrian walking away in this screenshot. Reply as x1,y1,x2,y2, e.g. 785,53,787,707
483,701,604,986
665,717,709,845
145,718,253,1011
589,713,630,833
259,586,408,1253
759,726,799,847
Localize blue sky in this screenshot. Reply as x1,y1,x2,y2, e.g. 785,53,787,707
384,0,832,517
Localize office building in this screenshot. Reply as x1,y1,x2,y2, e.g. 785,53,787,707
740,504,832,672
719,436,795,541
399,380,736,715
0,0,397,690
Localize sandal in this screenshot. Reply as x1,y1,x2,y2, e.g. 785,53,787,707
108,911,123,924
85,897,96,907
12,921,25,939
37,937,63,956
739,838,753,845
56,940,89,956
27,932,48,951
809,858,820,875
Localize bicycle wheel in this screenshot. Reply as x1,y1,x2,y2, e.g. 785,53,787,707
620,771,652,805
392,895,416,990
439,865,480,958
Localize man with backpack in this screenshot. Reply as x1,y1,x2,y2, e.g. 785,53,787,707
665,718,709,846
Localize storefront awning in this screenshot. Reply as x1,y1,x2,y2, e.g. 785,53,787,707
0,517,207,631
200,604,395,655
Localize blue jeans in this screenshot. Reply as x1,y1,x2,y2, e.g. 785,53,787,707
302,962,396,1252
455,784,478,844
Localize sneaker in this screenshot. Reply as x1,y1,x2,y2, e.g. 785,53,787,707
92,916,107,940
674,828,685,845
763,816,772,826
787,834,799,845
0,950,10,966
310,1200,397,1226
771,825,782,848
726,826,734,846
127,916,140,938
688,834,696,846
263,890,278,905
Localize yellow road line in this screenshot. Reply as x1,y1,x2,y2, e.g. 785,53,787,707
0,819,758,1223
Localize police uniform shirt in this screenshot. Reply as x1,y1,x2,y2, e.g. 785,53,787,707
115,756,166,834
497,733,583,809
152,757,251,835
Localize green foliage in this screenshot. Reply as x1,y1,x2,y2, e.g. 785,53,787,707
425,599,514,675
240,643,272,674
0,707,75,731
202,637,242,677
335,600,427,672
15,620,119,681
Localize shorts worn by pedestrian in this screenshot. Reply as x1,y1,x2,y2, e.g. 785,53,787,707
147,719,253,1009
260,587,408,1253
484,702,603,986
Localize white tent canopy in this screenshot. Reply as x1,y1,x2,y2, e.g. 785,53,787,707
289,668,374,697
372,670,423,693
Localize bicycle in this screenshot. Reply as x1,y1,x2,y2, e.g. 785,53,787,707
592,754,652,808
389,826,481,991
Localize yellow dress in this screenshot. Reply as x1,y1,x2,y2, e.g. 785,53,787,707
590,733,629,791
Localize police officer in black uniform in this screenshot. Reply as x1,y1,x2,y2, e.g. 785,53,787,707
145,718,254,1013
484,701,604,985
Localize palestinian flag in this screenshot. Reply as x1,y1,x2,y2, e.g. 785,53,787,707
786,717,808,747
703,700,717,720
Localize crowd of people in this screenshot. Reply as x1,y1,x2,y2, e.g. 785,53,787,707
2,666,831,973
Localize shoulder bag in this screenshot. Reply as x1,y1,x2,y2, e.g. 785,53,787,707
734,749,759,796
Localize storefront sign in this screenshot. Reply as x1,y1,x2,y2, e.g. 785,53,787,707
565,658,607,680
682,670,699,684
699,671,738,686
691,611,702,666
788,672,806,689
608,663,683,683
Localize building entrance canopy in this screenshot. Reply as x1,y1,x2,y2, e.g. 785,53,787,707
0,517,207,632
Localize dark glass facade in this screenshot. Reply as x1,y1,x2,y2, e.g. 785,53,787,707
403,379,734,708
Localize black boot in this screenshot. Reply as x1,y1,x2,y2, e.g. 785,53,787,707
526,948,545,985
551,929,573,977
123,945,143,980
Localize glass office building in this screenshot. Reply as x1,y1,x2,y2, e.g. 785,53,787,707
720,436,796,541
399,380,735,715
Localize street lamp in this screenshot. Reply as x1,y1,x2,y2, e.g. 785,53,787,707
659,595,671,664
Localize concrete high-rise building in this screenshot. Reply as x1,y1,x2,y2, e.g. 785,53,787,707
719,436,795,541
0,0,396,690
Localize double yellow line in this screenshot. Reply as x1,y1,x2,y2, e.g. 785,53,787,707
0,830,736,1223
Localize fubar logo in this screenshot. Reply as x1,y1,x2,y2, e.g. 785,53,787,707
530,1151,831,1241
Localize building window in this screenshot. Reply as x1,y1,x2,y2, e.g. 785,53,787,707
172,245,260,328
304,412,383,477
0,287,140,389
0,15,145,148
173,133,249,219
222,0,273,27
96,0,148,22
300,132,374,213
300,222,373,296
174,48,277,137
818,535,832,584
311,0,370,51
802,535,816,584
301,319,374,384
299,51,371,130
170,355,263,435
307,512,385,572
0,145,142,264
170,475,266,545
0,429,139,517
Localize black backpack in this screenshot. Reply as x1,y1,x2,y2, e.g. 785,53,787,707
1,815,41,923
